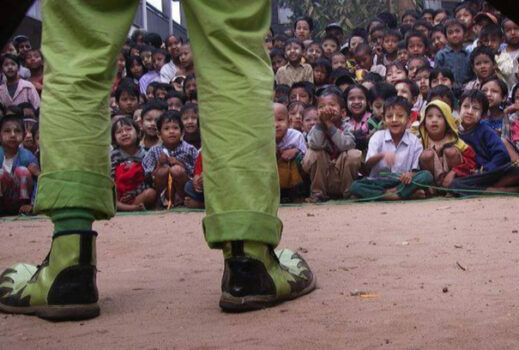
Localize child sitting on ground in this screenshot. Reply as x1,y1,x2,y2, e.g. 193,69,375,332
0,115,40,215
180,103,201,149
184,150,204,209
367,82,397,135
302,87,361,202
418,100,477,188
343,84,371,152
450,90,519,193
350,96,433,200
142,111,198,207
139,100,168,151
274,103,307,200
111,117,157,211
302,105,319,140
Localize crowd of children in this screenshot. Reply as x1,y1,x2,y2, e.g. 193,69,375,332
1,0,519,215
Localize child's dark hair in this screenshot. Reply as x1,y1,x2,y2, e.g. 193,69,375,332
427,85,455,107
413,20,433,33
397,40,407,51
415,65,432,76
384,96,412,115
368,82,397,103
383,29,402,41
143,32,163,49
141,100,168,119
431,24,446,36
409,55,430,68
386,61,408,75
421,8,435,19
377,12,398,29
349,28,368,44
314,58,332,76
481,77,508,98
399,24,413,38
155,82,173,93
152,48,168,58
479,23,503,40
343,84,370,114
303,105,318,118
290,82,315,102
354,43,372,56
166,90,185,103
402,9,420,22
395,78,420,98
275,84,290,97
405,30,429,50
0,114,25,134
115,78,139,102
17,102,37,116
157,110,183,132
270,48,284,60
165,34,184,46
322,35,340,48
469,45,495,66
180,102,199,116
364,72,383,84
125,55,146,79
284,38,305,52
434,8,450,19
318,86,345,108
369,24,387,37
454,3,476,17
443,19,466,34
294,16,314,31
512,84,519,103
459,89,489,115
183,73,196,96
111,116,141,146
0,53,20,68
430,67,455,84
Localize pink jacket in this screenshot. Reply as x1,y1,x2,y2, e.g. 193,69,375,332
0,79,41,110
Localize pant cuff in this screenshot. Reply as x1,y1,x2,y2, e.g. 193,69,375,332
34,170,115,220
203,211,283,249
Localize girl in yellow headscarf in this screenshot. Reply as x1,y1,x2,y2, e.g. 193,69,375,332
418,100,478,188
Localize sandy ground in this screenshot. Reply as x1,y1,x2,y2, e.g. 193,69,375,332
1,197,519,349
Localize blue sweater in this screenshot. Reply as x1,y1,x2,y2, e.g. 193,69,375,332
460,122,510,172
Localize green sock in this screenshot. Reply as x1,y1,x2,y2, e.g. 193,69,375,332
50,208,95,235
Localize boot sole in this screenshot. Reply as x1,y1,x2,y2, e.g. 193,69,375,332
219,276,316,312
0,303,100,321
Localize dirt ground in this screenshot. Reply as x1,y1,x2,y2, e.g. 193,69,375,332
1,197,519,349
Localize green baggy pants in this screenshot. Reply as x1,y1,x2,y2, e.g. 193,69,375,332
350,171,433,199
34,0,282,247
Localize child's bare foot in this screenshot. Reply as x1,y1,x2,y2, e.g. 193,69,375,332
184,197,204,209
409,189,426,199
18,204,33,215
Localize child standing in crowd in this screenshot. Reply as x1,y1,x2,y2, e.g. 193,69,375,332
465,46,497,91
274,103,307,199
180,103,201,149
0,54,40,110
160,34,182,84
350,96,432,200
111,117,156,211
126,55,146,86
0,115,39,215
270,48,287,74
142,111,198,208
115,78,140,116
313,58,332,89
414,66,432,104
178,43,194,76
385,61,408,85
24,49,44,96
275,38,313,86
302,87,361,202
430,25,448,56
166,90,184,111
304,42,323,66
502,19,519,89
418,100,477,188
435,19,473,86
139,49,167,94
429,67,455,89
382,29,401,64
478,24,514,86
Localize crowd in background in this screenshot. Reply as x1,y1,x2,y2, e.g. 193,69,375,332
1,0,519,216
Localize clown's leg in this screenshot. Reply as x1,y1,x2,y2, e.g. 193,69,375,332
0,0,139,321
183,0,315,311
